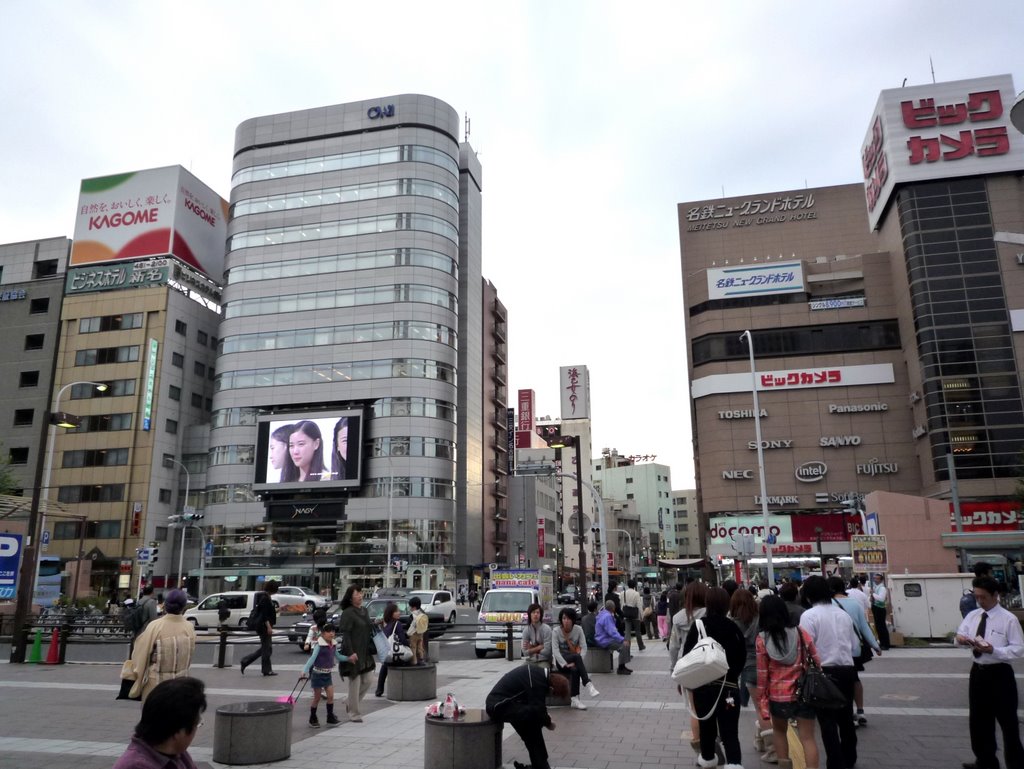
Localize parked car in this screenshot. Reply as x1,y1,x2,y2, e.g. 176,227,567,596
185,591,278,629
286,595,447,649
407,589,457,626
277,585,329,611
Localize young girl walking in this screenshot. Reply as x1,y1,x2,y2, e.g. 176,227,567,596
300,623,345,727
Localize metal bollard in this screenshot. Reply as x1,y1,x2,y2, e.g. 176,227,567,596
58,623,70,664
505,623,514,661
217,627,228,668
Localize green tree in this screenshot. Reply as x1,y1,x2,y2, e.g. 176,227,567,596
0,444,18,496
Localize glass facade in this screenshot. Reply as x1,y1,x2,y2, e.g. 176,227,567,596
898,178,1024,480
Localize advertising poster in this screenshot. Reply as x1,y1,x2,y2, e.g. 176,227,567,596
851,534,889,572
0,534,24,600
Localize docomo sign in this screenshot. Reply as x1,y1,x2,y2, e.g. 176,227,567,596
709,516,792,545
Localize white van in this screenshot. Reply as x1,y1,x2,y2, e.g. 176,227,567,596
184,591,279,629
473,588,548,659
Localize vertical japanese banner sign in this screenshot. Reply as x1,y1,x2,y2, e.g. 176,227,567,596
0,534,24,600
537,518,545,558
143,338,159,430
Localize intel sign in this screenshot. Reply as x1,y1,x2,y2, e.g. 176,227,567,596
795,460,827,483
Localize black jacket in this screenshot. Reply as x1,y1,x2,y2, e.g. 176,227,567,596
255,591,277,632
682,614,746,687
485,663,551,725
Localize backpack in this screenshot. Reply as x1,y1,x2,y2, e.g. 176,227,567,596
122,603,145,635
959,589,977,618
246,594,265,631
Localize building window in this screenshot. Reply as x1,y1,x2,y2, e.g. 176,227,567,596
57,484,126,503
24,334,44,350
75,346,140,366
70,379,134,399
54,521,81,539
79,313,143,333
194,361,206,377
197,330,208,345
91,520,121,539
62,448,129,467
33,259,58,278
625,477,633,484
171,352,184,368
166,419,178,435
29,297,50,314
174,320,187,335
159,488,172,504
209,336,218,349
169,385,181,401
191,393,203,408
13,409,33,426
19,371,39,388
9,447,28,464
626,493,634,500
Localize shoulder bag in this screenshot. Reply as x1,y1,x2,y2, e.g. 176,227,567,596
388,621,413,663
372,625,391,659
796,629,847,710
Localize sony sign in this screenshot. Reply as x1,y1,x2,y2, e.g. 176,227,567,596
748,440,792,450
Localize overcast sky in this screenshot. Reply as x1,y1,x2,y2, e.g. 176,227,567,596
2,1,1023,487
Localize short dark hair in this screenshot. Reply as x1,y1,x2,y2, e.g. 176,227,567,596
526,603,543,620
973,575,999,595
340,584,362,609
627,579,637,589
973,562,993,578
826,576,846,596
408,595,422,609
704,587,731,618
586,601,598,613
263,580,279,595
779,582,799,602
558,607,577,624
721,579,738,597
135,677,206,745
848,577,861,589
322,622,337,634
141,585,154,596
801,575,831,605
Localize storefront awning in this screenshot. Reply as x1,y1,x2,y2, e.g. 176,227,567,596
941,531,1024,549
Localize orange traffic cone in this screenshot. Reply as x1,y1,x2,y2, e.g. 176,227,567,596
43,627,60,665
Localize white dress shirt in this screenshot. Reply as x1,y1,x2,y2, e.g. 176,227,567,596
956,604,1024,665
800,603,860,667
871,581,888,606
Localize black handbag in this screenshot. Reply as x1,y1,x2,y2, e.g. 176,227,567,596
796,631,847,710
622,604,639,620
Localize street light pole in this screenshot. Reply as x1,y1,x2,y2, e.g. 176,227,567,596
10,380,107,663
165,458,191,589
606,528,634,579
740,330,775,587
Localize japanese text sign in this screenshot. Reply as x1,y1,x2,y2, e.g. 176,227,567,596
0,534,24,600
851,535,888,572
707,261,805,300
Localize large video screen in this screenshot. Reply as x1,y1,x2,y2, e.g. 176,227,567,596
253,409,363,492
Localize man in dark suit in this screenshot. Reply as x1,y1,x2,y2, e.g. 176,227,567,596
485,665,569,769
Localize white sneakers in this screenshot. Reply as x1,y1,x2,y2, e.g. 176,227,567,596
570,696,587,710
585,681,600,697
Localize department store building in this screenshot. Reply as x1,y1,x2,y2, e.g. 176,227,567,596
679,74,1024,579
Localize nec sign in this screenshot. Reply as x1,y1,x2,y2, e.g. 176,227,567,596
722,469,754,480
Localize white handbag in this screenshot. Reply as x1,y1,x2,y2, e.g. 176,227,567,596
671,619,729,689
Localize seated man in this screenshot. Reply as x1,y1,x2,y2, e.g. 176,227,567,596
113,676,206,769
486,664,569,769
580,601,599,647
594,599,632,674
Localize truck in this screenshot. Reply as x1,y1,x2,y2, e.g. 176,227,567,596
474,568,554,659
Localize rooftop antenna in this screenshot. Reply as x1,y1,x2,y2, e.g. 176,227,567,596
929,56,936,84
463,112,471,142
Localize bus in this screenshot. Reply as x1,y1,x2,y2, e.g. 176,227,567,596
34,555,62,608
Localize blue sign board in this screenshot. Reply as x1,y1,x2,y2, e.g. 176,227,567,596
0,534,24,600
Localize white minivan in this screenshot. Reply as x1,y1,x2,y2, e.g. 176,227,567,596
474,588,547,658
184,591,274,629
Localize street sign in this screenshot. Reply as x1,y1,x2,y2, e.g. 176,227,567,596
851,534,888,572
517,463,555,476
204,540,214,558
136,547,152,563
0,534,24,600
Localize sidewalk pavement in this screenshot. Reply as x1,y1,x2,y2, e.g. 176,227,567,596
0,639,1009,769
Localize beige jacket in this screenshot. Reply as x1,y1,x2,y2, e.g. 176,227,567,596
124,614,196,701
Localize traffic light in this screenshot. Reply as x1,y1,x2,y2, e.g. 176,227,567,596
182,513,204,521
537,424,575,449
151,547,160,564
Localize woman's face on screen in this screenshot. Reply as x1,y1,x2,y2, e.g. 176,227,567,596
289,430,319,473
269,438,289,470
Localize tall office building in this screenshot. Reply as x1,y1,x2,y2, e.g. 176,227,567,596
678,74,1024,575
0,238,70,500
32,167,226,597
207,95,500,592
